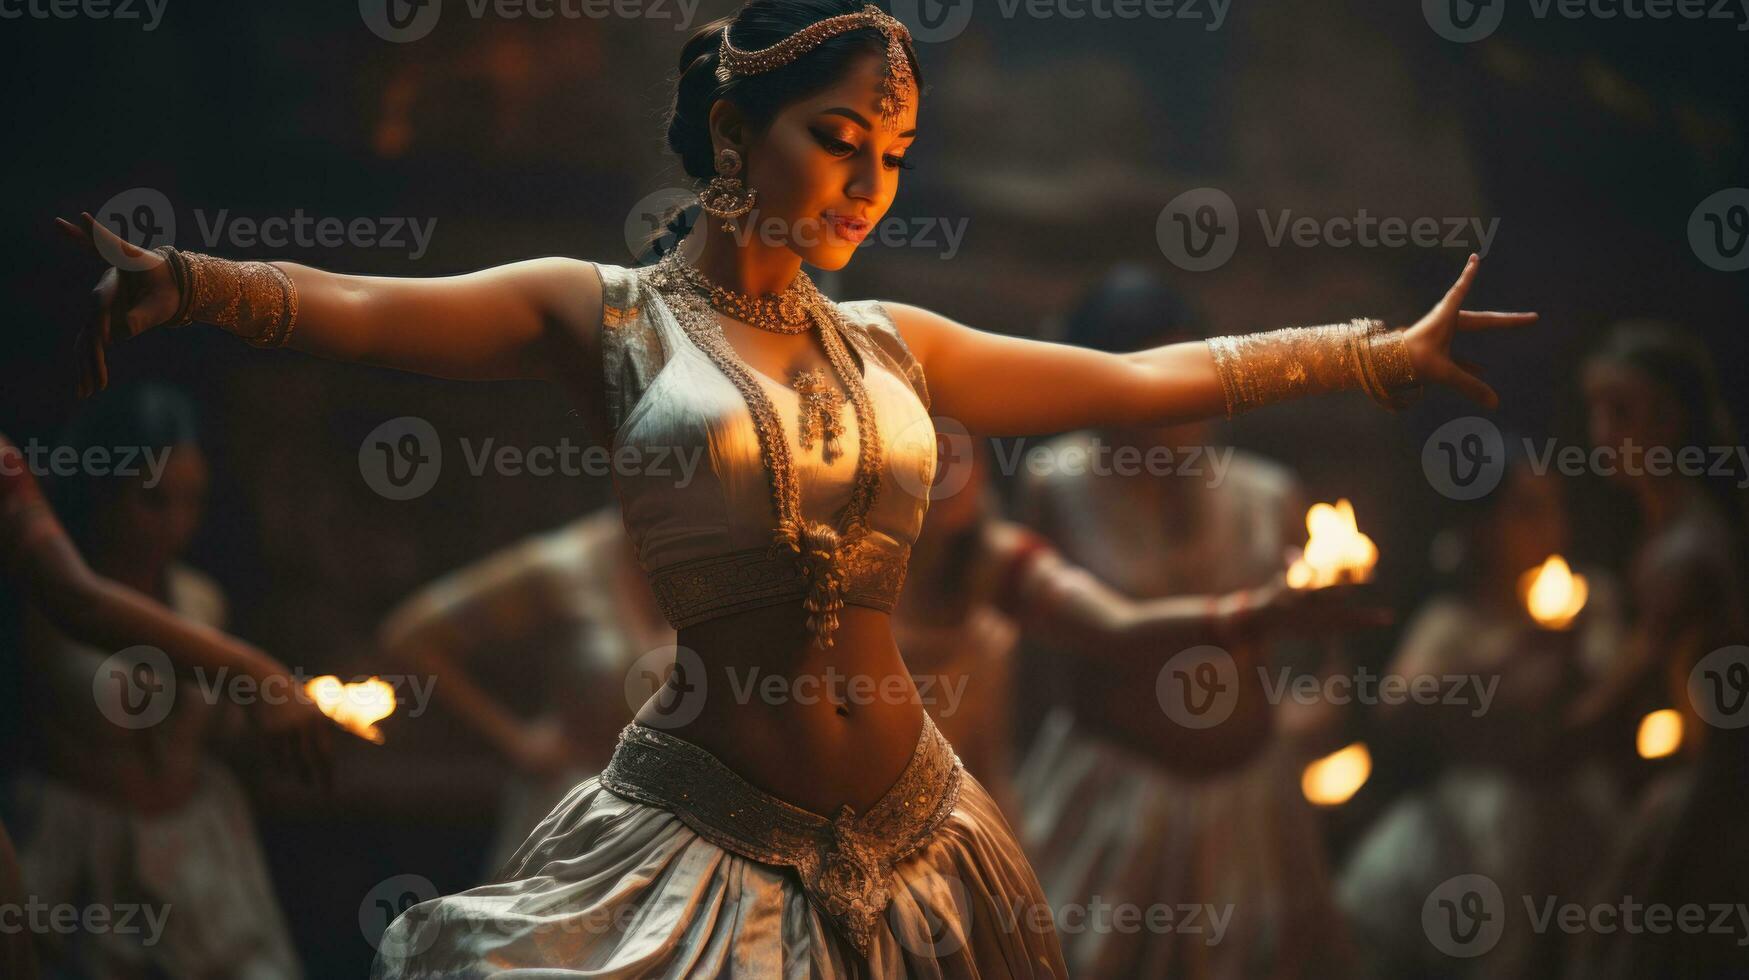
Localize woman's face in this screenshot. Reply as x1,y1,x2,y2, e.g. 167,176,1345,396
733,51,918,270
91,443,209,570
1582,359,1682,481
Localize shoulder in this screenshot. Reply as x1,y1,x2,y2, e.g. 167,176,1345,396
166,563,227,629
850,300,941,362
0,432,43,505
836,298,932,410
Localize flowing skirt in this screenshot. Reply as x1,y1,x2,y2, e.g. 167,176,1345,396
372,720,1067,979
7,762,302,979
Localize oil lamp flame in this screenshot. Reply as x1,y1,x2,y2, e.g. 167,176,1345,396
304,675,397,744
1286,499,1378,589
1636,708,1683,760
1302,741,1372,807
1519,555,1588,630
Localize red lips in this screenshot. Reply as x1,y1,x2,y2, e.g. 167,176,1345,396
824,212,870,243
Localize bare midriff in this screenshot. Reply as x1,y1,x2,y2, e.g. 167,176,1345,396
633,602,926,817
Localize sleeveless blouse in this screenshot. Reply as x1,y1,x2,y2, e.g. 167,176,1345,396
592,261,937,630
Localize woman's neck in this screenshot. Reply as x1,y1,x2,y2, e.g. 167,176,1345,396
687,224,804,297
1634,474,1701,533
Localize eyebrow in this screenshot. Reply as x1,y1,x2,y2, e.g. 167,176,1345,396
822,107,917,138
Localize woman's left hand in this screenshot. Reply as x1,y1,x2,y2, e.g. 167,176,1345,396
1401,253,1538,410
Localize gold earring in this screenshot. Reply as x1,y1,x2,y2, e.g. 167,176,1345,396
699,148,757,232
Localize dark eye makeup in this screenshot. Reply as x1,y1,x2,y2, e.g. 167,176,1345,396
811,127,915,171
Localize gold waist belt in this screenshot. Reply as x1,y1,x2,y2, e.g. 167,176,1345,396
645,542,909,630
597,715,964,958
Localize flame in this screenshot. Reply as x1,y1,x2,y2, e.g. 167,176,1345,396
1302,741,1372,807
304,675,397,744
1286,499,1378,589
1636,708,1683,760
1519,555,1589,630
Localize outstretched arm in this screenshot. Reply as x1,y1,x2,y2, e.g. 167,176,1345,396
889,254,1535,435
57,212,609,404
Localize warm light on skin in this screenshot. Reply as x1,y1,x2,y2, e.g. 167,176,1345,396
305,675,397,744
1302,742,1372,807
1518,555,1589,630
693,50,919,295
1636,708,1683,760
1287,499,1378,589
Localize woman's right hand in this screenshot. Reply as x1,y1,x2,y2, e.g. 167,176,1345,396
246,693,340,792
54,211,183,398
1237,576,1395,639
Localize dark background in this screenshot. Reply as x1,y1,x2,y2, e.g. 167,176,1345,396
2,0,1745,974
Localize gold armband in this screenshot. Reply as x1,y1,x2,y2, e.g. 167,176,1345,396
154,246,300,348
1206,318,1419,418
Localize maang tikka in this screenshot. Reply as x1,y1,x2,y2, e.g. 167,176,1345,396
699,147,757,232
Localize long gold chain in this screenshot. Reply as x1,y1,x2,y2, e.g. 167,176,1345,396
645,249,885,648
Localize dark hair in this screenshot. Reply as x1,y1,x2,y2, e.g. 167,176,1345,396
1584,319,1749,553
46,381,203,552
1062,262,1203,353
642,0,925,264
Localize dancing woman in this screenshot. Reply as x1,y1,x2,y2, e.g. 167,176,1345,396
59,0,1533,972
0,424,338,978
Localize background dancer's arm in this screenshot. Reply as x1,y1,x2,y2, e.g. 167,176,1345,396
378,539,587,780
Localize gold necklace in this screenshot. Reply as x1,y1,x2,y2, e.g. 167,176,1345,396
664,257,813,334
646,248,884,649
792,367,847,464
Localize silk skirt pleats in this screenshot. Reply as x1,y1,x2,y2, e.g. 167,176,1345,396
371,769,1065,978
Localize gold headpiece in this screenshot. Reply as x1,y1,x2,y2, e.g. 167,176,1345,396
715,3,915,122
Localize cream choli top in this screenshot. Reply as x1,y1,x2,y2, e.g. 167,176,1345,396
592,260,937,630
